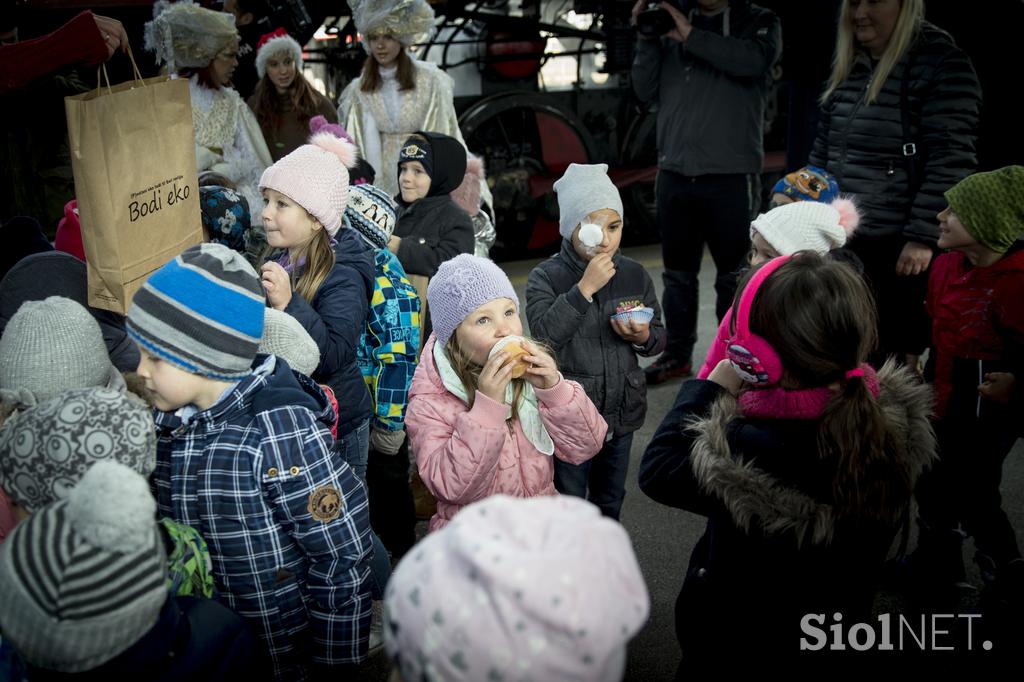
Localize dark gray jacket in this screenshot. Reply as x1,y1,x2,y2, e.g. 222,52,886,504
526,240,666,436
631,0,781,176
809,23,981,244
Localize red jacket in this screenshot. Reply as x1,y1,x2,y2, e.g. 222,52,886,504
927,248,1024,417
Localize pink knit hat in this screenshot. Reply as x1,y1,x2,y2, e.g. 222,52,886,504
383,494,650,682
258,133,357,236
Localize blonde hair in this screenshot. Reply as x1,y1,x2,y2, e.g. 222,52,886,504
820,0,924,106
287,225,335,304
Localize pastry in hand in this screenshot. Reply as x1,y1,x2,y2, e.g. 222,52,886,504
489,336,531,378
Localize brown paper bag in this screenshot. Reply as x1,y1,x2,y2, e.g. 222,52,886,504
65,61,203,314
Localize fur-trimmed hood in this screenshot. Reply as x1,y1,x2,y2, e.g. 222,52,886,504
687,360,936,546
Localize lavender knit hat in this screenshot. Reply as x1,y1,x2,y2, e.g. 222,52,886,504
427,254,519,347
259,133,358,236
384,494,650,682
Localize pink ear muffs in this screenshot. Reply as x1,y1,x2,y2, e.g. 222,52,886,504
727,256,789,386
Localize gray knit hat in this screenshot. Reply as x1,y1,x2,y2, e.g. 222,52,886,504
553,163,624,240
259,308,321,376
0,296,120,407
0,460,168,672
126,243,266,380
0,387,156,513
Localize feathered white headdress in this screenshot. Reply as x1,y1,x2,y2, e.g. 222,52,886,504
144,1,239,72
350,0,436,52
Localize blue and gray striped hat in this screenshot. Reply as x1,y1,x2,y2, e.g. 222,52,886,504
126,243,265,380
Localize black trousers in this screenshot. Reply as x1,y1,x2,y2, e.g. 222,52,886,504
366,438,417,560
656,170,754,363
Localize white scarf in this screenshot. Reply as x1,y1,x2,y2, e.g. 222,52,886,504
432,341,554,456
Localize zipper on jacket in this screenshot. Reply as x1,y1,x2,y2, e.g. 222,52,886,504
977,360,983,419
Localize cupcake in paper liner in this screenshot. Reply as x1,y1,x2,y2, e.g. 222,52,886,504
610,306,654,325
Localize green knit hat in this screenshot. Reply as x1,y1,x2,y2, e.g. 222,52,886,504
944,166,1024,254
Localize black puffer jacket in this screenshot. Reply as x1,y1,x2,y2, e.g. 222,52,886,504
809,22,981,245
639,363,936,668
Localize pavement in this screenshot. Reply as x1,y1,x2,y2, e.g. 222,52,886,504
359,244,1024,678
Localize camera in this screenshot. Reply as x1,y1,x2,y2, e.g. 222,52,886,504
636,3,674,37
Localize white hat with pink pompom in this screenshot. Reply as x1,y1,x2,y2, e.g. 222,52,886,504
259,133,359,237
750,197,861,257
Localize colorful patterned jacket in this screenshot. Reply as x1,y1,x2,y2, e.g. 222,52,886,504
356,248,421,431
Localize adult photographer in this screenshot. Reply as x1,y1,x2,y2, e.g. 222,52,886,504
631,0,781,385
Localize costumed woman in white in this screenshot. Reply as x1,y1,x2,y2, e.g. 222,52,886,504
145,1,273,264
338,0,466,199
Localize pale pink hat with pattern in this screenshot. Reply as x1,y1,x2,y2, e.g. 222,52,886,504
259,133,357,236
383,494,650,682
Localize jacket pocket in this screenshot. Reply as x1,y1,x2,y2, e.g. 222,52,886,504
570,373,604,413
618,367,648,432
269,571,312,657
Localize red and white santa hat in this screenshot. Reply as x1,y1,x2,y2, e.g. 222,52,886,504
255,28,303,80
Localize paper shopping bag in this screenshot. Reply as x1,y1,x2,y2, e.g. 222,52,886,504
66,64,203,314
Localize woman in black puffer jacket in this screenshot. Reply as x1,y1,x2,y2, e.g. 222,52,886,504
809,0,981,367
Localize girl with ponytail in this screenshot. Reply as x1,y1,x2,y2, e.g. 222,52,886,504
640,253,936,667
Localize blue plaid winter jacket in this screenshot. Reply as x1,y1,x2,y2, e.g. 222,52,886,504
151,354,373,680
356,249,421,431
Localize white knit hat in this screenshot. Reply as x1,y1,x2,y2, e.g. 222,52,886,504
749,197,860,256
553,163,624,240
259,308,321,376
255,29,304,80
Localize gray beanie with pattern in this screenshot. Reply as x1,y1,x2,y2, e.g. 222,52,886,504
0,296,120,407
0,460,167,672
0,387,156,513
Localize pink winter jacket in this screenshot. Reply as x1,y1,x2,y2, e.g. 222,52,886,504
406,334,608,531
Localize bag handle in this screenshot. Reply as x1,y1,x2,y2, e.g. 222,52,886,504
94,43,146,94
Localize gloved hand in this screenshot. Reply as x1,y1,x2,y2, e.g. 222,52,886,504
370,426,406,455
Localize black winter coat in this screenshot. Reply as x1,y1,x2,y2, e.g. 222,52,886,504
25,596,268,681
285,227,375,435
809,22,981,245
639,363,935,669
526,240,666,436
393,195,474,278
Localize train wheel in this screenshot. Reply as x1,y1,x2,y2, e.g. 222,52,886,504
459,92,596,260
619,108,659,245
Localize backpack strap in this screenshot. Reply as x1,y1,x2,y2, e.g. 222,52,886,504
899,35,922,194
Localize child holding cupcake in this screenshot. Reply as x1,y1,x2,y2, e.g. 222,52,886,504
526,163,665,520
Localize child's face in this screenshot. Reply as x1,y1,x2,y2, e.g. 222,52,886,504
136,348,214,412
454,297,523,366
399,161,431,203
369,33,402,68
570,209,623,261
936,206,976,251
749,231,781,265
266,53,297,93
262,188,321,251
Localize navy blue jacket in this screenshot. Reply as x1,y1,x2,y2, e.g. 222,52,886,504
286,228,375,435
23,596,267,681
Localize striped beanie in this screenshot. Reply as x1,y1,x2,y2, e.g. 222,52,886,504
126,243,265,380
343,183,396,250
0,460,168,672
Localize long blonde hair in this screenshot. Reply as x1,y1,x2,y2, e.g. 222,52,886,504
288,227,335,303
820,0,923,106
